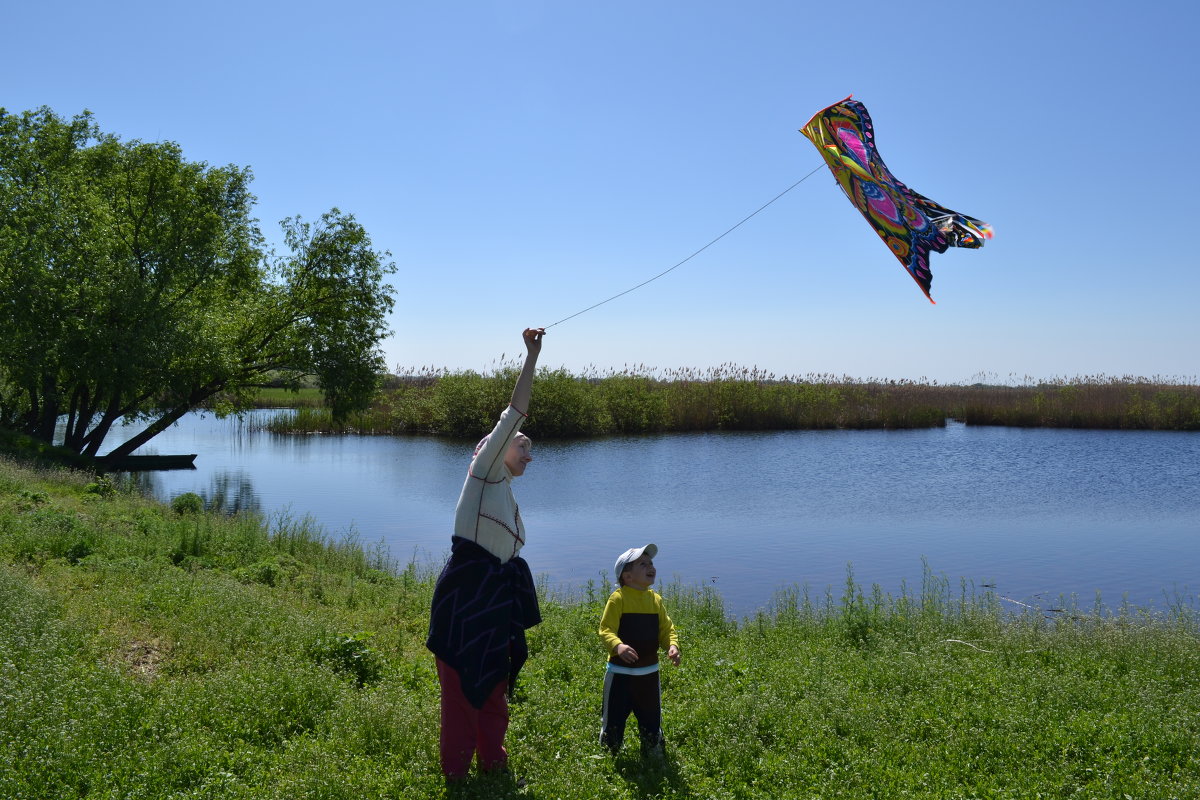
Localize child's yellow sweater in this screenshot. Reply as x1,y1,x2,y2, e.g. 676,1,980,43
598,586,677,671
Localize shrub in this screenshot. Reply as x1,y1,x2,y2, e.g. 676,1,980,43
309,632,384,687
84,476,117,497
170,493,203,515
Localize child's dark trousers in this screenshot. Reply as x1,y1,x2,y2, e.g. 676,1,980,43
600,669,664,753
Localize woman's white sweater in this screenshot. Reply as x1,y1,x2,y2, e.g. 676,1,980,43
452,404,528,562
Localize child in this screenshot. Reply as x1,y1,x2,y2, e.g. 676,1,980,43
598,543,681,755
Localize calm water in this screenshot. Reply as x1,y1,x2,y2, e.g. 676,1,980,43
113,412,1199,617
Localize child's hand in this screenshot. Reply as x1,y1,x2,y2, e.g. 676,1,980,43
616,643,639,664
667,645,681,666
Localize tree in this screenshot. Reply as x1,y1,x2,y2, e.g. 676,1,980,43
0,107,395,459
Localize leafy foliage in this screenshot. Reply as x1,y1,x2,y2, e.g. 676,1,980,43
309,631,384,687
0,106,395,457
169,492,203,515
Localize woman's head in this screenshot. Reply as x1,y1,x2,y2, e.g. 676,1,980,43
504,434,533,476
475,432,533,477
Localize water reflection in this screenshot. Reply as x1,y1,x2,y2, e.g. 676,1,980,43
133,469,262,516
109,412,1200,616
201,471,262,515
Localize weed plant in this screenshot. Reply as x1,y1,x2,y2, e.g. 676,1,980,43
243,387,326,409
259,367,1200,438
1,455,1197,799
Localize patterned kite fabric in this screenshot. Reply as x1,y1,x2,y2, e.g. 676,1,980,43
800,96,993,303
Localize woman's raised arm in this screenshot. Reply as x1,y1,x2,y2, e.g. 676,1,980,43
509,327,544,414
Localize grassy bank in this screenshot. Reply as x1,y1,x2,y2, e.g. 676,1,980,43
2,455,1197,799
260,367,1200,437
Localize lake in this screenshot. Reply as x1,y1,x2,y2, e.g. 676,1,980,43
113,411,1199,617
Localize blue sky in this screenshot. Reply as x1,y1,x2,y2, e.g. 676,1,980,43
5,1,1197,382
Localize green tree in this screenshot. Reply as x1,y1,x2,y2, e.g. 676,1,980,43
0,107,395,459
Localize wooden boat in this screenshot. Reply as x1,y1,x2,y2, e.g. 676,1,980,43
98,453,198,471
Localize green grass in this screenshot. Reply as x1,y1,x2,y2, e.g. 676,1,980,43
1,454,1197,799
258,367,1200,437
244,386,326,409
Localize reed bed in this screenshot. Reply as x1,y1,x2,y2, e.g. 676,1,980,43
241,387,326,409
947,373,1200,429
1,454,1197,799
260,366,1200,437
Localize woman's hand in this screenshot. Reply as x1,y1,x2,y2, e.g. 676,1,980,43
667,644,681,666
510,328,544,413
523,327,545,357
616,643,639,664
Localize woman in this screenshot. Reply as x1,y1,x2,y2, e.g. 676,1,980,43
426,327,545,781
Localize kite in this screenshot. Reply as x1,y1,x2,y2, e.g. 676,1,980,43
801,96,993,303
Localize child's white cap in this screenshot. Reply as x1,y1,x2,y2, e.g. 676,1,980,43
614,543,657,583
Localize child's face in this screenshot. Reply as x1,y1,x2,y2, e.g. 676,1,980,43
622,554,656,590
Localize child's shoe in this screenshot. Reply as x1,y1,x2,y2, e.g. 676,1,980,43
640,732,666,759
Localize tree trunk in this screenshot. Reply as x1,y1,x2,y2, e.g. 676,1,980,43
34,374,59,445
82,392,127,458
63,385,86,452
83,411,119,457
101,383,224,460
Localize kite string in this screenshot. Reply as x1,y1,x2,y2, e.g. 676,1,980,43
543,162,827,329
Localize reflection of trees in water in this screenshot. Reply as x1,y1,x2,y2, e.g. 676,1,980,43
126,472,159,496
202,471,261,515
128,470,261,515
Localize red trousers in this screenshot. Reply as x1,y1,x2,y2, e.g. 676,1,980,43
436,658,509,778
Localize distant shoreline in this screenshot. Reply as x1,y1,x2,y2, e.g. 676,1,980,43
246,370,1200,437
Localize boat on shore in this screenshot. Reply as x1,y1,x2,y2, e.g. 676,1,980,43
97,453,198,471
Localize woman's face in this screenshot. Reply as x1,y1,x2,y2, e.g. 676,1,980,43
504,436,533,477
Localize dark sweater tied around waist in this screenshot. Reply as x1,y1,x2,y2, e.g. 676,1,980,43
426,536,542,709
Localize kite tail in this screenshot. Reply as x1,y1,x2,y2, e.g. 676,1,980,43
932,212,992,249
910,192,993,250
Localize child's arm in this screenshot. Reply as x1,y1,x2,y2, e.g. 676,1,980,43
658,596,681,666
599,592,639,664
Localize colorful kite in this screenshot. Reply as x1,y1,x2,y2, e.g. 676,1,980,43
801,96,993,303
